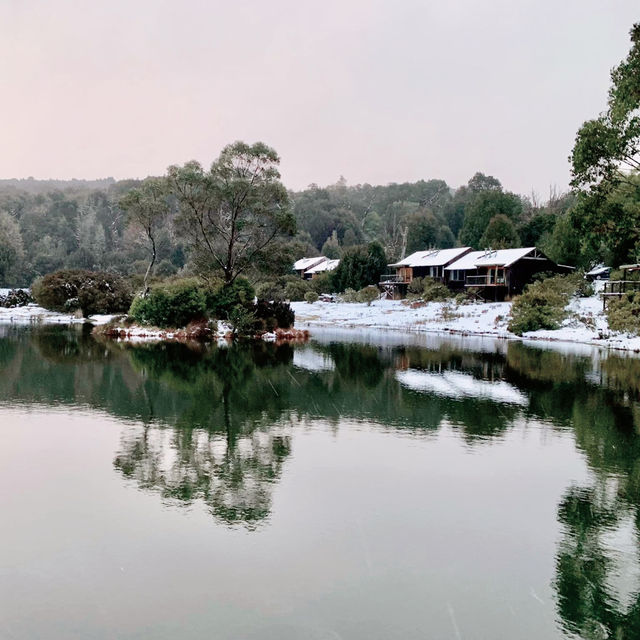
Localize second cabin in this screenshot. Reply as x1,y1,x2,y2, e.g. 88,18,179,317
381,246,572,300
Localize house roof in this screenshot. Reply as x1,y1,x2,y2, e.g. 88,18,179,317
306,259,340,274
390,247,472,268
445,247,538,270
586,265,610,276
293,256,327,272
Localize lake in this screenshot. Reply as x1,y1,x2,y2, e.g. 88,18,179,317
1,324,639,639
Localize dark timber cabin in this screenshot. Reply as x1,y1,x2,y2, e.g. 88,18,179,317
444,247,573,301
380,247,473,299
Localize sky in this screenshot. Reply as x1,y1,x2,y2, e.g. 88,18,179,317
0,0,637,197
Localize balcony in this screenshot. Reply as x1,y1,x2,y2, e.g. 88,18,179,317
465,275,506,287
379,274,410,284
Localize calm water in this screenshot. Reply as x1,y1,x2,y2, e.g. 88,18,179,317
1,325,640,639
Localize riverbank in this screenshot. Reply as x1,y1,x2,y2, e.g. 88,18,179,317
291,295,640,352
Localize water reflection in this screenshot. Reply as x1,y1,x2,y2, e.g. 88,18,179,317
2,326,640,635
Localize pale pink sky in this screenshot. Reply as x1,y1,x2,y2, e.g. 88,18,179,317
0,0,637,195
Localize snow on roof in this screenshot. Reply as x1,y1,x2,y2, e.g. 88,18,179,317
293,256,327,271
390,247,471,268
445,247,537,270
396,369,527,405
306,259,340,274
586,265,610,276
444,250,484,271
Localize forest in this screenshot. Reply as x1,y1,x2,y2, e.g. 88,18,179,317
0,23,638,295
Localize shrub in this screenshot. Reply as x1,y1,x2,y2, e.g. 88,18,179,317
32,269,132,316
422,278,452,302
339,288,358,302
284,279,310,301
309,273,332,294
508,275,574,335
407,277,451,302
606,291,640,334
304,291,319,303
129,279,207,328
355,286,379,305
253,299,295,331
228,305,257,338
255,281,286,302
0,289,33,308
206,278,255,319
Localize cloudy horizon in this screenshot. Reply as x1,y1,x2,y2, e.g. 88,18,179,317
1,0,637,196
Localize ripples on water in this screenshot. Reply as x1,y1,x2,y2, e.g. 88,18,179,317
1,325,640,639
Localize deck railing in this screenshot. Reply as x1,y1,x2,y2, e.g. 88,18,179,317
465,275,506,287
601,280,640,309
379,274,409,284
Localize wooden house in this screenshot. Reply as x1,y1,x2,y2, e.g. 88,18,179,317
293,256,328,280
380,247,473,299
305,259,340,279
444,247,573,300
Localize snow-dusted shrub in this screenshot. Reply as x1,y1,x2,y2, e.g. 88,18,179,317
508,276,573,335
32,269,132,316
0,289,33,308
339,288,358,302
304,291,319,303
355,286,379,305
206,278,255,319
606,292,640,335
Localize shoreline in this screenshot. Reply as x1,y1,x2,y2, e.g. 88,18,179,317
3,297,640,354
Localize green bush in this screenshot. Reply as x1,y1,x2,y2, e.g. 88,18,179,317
255,281,286,302
129,279,207,328
508,275,576,335
284,279,310,301
606,291,640,334
32,269,132,316
253,300,295,331
356,286,379,305
310,273,332,294
206,278,255,319
228,305,257,338
339,288,358,302
304,291,319,303
408,277,451,302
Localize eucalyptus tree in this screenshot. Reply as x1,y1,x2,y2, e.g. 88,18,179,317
120,177,170,294
167,142,295,285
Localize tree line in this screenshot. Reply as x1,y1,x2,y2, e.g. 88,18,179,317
0,22,638,289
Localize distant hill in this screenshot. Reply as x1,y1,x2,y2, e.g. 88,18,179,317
0,177,116,194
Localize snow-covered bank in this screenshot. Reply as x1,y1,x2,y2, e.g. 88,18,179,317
292,296,640,352
0,303,116,326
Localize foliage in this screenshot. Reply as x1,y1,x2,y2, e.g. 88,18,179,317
253,300,294,330
0,210,24,285
355,286,379,305
32,269,132,316
321,230,340,259
407,277,452,301
331,241,386,292
309,272,332,294
128,279,207,328
119,177,170,292
284,278,310,301
479,214,520,249
228,305,258,338
570,23,640,266
606,291,640,334
304,291,319,303
508,274,579,335
0,289,33,308
459,190,523,248
168,141,295,284
206,277,255,319
339,288,358,302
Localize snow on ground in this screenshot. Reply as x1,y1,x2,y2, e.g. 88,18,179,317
292,295,640,352
0,303,116,326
